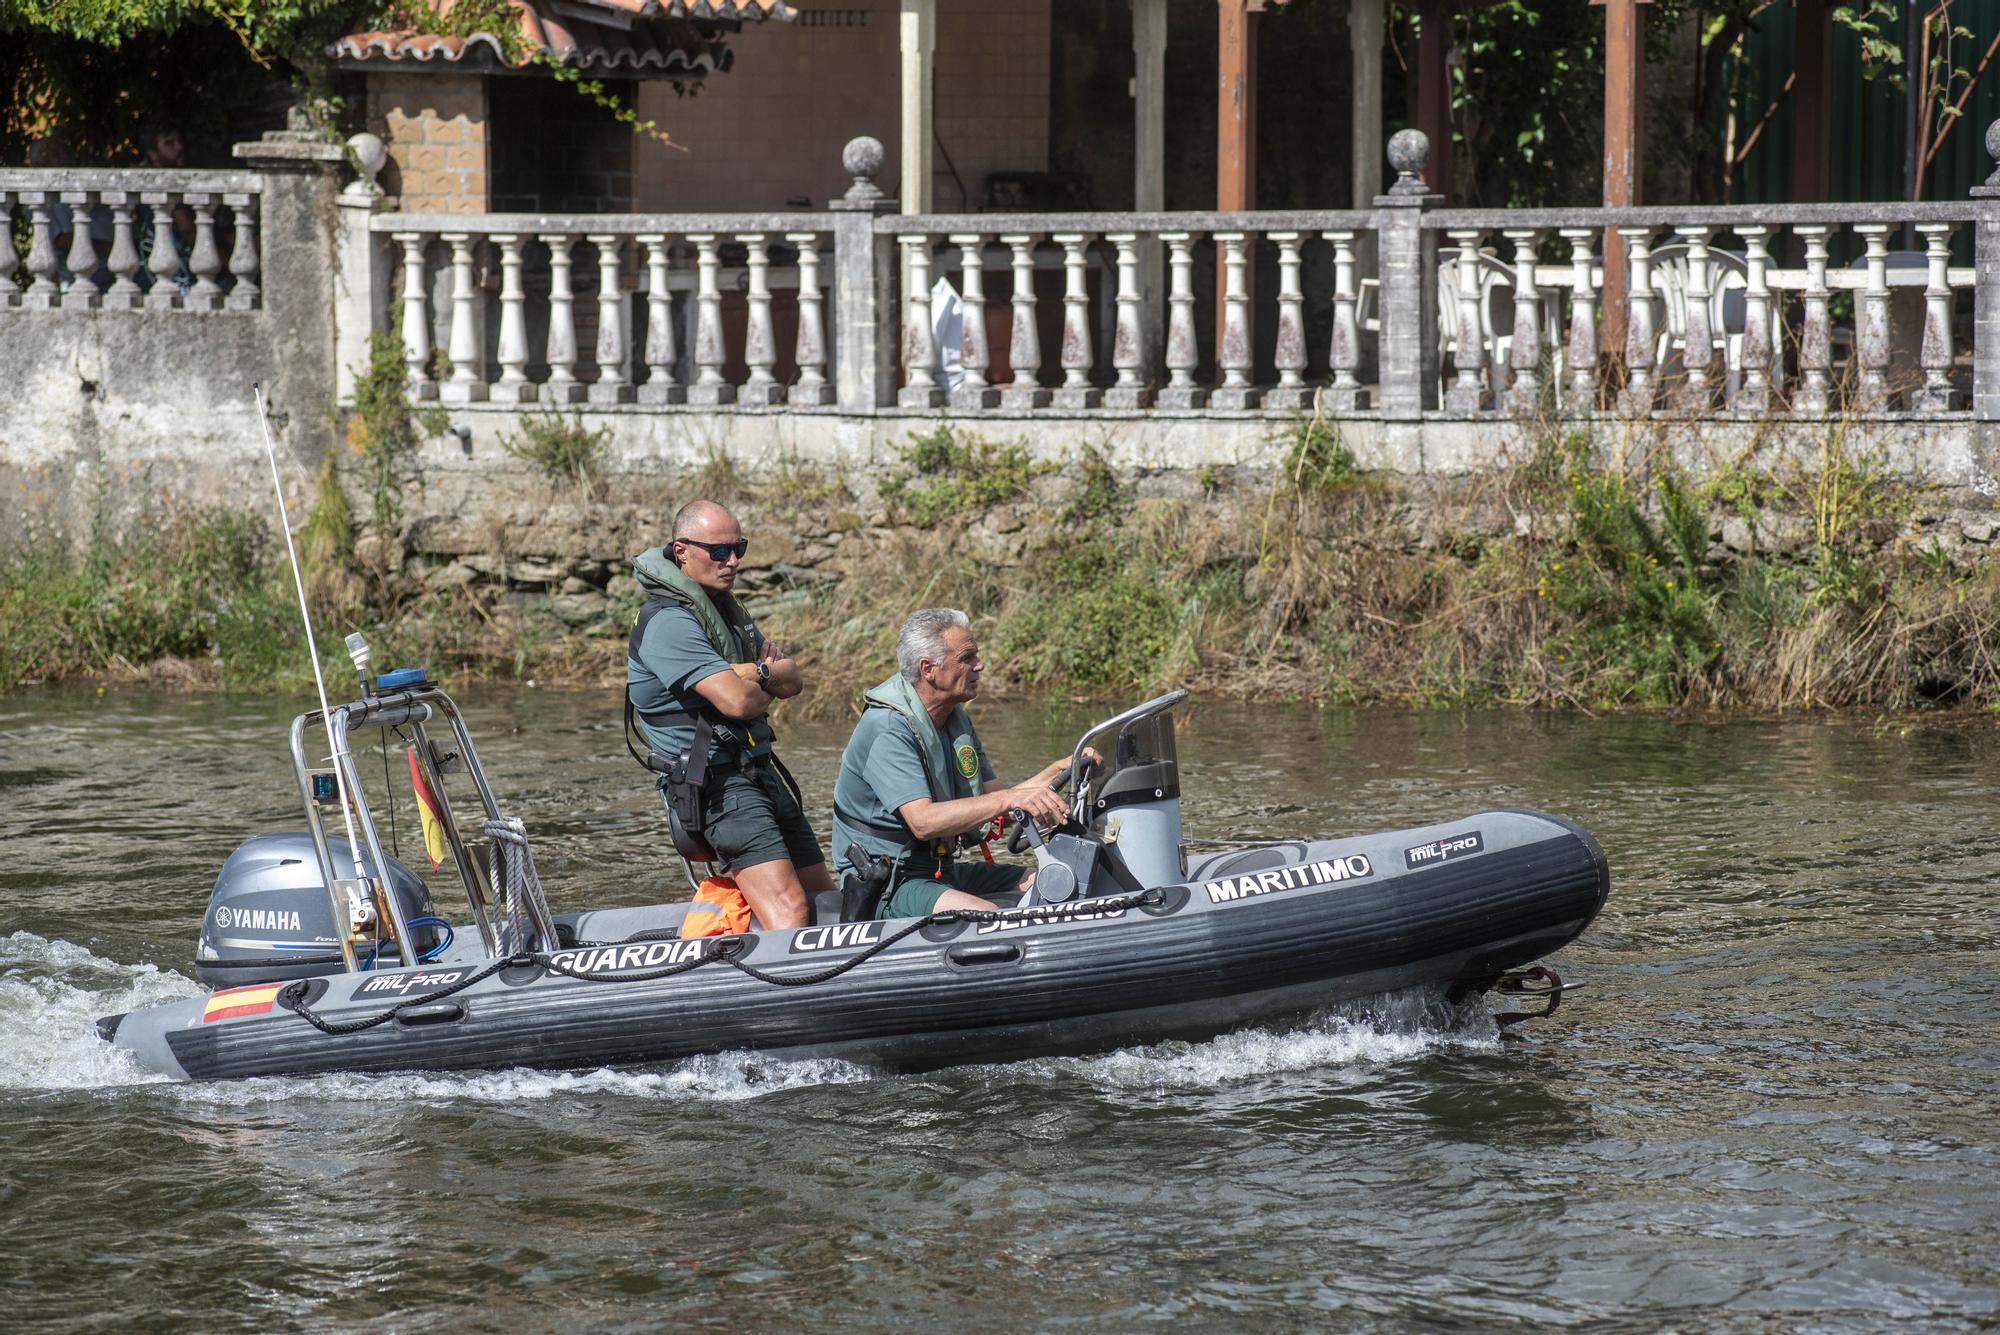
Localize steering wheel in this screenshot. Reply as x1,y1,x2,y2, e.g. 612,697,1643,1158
1004,757,1095,855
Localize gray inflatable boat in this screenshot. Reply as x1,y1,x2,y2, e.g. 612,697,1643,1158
99,677,1608,1082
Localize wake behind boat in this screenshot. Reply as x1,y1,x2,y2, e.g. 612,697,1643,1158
98,671,1608,1082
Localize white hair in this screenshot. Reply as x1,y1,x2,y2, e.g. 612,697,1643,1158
897,607,970,683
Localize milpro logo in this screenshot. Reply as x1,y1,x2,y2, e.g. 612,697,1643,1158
550,939,710,974
1202,856,1373,904
213,906,302,933
791,922,887,954
1404,831,1485,870
357,968,467,996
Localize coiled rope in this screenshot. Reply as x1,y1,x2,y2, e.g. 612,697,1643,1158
277,889,1165,1036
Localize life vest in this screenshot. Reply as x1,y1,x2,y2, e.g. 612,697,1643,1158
679,875,753,937
834,674,985,867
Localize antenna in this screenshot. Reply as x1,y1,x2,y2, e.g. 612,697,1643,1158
253,385,373,936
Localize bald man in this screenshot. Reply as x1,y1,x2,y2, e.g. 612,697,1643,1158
626,501,832,929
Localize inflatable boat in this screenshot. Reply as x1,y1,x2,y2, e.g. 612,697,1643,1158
98,668,1608,1082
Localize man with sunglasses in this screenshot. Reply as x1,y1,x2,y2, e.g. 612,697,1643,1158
626,500,833,930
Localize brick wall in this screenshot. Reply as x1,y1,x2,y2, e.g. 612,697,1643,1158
366,72,490,213
633,0,1051,213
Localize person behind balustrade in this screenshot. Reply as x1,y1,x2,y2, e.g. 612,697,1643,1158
626,500,831,931
831,608,1091,921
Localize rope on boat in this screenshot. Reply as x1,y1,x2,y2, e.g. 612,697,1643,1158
276,889,1166,1036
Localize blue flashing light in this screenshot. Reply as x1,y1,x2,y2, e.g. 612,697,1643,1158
376,668,430,691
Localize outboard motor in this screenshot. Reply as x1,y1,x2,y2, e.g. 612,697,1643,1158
193,833,439,988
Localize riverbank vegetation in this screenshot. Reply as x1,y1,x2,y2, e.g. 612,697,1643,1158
8,411,2000,715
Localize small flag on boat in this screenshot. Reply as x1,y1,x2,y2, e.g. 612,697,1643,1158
203,983,282,1023
407,746,449,869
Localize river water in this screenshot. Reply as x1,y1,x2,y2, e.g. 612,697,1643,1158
2,687,1996,1332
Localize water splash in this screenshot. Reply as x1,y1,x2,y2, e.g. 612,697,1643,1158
0,931,200,1090
1023,988,1502,1090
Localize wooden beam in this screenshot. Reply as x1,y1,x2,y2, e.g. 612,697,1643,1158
1350,0,1384,207
1790,0,1831,205
1217,0,1254,211
1414,0,1452,202
1596,0,1649,360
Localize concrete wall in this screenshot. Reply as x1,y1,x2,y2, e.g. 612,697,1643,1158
0,147,344,552
633,0,1052,213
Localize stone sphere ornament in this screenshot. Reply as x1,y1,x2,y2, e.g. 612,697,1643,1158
842,136,886,201
344,132,388,197
1387,129,1431,195
1985,118,2000,186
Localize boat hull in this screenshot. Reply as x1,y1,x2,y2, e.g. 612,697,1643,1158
103,809,1608,1081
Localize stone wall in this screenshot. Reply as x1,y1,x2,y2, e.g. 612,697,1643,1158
365,72,490,214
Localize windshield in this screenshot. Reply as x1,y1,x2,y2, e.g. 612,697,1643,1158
1070,690,1185,819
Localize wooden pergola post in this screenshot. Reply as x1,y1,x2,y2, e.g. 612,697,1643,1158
1413,0,1453,202
1596,0,1649,360
899,0,935,214
1790,0,1831,206
1135,0,1168,374
1215,0,1260,369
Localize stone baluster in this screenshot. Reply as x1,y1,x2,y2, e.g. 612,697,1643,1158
1674,226,1718,412
142,191,182,311
439,233,487,403
1266,231,1310,410
1734,224,1773,416
59,190,100,308
1504,227,1544,416
1559,227,1600,406
22,193,61,309
735,232,780,405
1212,231,1259,409
1159,231,1206,409
1104,231,1153,409
638,234,684,405
687,233,734,406
1794,225,1833,416
223,194,260,310
1052,232,1100,408
542,233,583,404
1615,226,1655,415
1444,228,1490,413
1978,121,2000,421
1324,229,1363,412
588,233,631,404
102,194,144,309
395,232,434,398
898,234,944,407
1000,234,1049,408
788,231,833,406
179,194,221,311
1854,223,1892,412
492,233,531,404
1915,222,1959,413
949,232,999,408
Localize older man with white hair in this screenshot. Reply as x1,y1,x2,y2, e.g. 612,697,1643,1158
830,608,1082,921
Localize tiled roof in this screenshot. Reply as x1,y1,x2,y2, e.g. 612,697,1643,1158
334,0,793,76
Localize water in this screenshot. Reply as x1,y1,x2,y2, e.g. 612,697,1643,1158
2,688,1997,1331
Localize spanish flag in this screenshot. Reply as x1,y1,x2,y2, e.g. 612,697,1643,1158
203,983,282,1023
406,746,449,869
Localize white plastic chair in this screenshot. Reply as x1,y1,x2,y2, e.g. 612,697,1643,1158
1646,245,1781,401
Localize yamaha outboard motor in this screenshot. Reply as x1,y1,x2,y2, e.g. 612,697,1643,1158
193,833,439,988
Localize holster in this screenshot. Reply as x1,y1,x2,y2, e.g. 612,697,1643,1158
659,744,718,864
840,842,895,923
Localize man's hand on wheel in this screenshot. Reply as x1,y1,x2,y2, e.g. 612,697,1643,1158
1009,783,1069,828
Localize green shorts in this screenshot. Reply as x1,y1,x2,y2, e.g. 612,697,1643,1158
671,762,826,875
878,860,1028,921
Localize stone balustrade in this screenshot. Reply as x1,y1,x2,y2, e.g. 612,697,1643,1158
0,169,263,312
368,212,837,409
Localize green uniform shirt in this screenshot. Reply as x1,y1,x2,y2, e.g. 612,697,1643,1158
627,604,775,764
831,705,995,874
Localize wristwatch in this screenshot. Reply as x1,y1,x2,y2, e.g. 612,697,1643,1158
756,660,771,689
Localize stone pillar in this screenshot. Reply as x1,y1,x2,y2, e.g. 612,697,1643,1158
899,0,935,214
332,136,390,403
830,136,899,414
1976,122,2000,422
1376,129,1441,420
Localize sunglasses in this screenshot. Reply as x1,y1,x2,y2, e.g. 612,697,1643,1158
678,537,749,563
